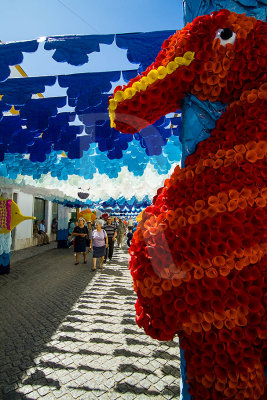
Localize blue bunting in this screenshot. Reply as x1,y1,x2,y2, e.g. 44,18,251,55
0,40,38,82
0,112,84,161
116,31,176,72
0,66,182,162
0,102,10,122
43,31,177,72
42,112,77,145
0,116,27,160
85,195,151,211
58,71,121,112
122,69,140,82
134,116,172,156
0,76,56,106
19,97,67,132
94,120,133,159
0,31,184,197
44,34,114,65
8,129,35,155
28,138,52,163
52,125,84,153
77,93,110,131
0,129,182,181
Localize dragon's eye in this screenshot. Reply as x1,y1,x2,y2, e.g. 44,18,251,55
215,28,236,46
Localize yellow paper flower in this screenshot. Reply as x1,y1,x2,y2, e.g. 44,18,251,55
132,81,142,92
157,66,168,79
175,56,185,65
114,90,125,102
167,60,178,74
184,51,195,61
109,99,117,111
140,77,149,91
124,87,136,99
147,69,159,84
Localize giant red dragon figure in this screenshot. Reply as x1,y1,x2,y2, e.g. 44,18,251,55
109,9,266,400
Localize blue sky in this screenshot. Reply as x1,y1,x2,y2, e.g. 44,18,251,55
1,0,183,41
1,0,184,105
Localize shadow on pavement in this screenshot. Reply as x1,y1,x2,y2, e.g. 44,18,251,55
0,247,95,398
0,246,181,399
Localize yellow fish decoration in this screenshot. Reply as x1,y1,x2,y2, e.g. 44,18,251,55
0,197,35,235
77,209,97,223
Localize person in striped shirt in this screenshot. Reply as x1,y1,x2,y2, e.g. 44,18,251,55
103,216,117,263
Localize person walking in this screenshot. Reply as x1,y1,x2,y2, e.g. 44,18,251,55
127,227,134,247
127,217,134,229
113,217,118,228
117,218,126,248
103,216,117,263
72,218,88,265
33,220,44,246
39,219,50,244
90,220,108,271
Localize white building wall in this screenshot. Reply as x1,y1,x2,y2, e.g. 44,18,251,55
15,192,33,241
58,204,70,231
45,200,52,235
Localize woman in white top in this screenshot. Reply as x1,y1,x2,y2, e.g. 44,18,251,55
90,220,108,271
127,218,134,228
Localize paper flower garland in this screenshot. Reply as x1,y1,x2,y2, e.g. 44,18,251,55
110,9,267,400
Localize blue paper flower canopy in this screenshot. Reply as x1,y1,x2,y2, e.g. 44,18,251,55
0,30,183,207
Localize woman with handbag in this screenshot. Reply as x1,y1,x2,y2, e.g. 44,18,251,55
90,220,108,271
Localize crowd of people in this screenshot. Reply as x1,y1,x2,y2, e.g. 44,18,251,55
68,215,136,269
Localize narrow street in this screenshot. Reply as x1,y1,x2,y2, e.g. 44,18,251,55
0,245,180,400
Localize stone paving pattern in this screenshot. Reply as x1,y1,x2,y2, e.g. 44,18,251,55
0,243,180,399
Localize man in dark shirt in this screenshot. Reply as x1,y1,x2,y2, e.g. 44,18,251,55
103,216,117,263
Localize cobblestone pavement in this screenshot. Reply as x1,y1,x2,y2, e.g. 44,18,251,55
0,243,180,400
10,242,57,266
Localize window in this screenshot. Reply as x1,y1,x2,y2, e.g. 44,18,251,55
34,198,45,223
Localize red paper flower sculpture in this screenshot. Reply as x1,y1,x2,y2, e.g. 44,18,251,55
110,9,267,400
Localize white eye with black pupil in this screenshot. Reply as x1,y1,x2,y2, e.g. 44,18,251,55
215,28,236,46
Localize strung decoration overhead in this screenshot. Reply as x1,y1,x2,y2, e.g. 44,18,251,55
0,114,182,181
0,71,182,167
19,96,67,132
109,7,267,400
115,30,176,72
0,39,38,82
0,29,185,210
43,31,176,71
58,70,122,112
0,76,56,106
44,34,115,65
77,191,90,200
